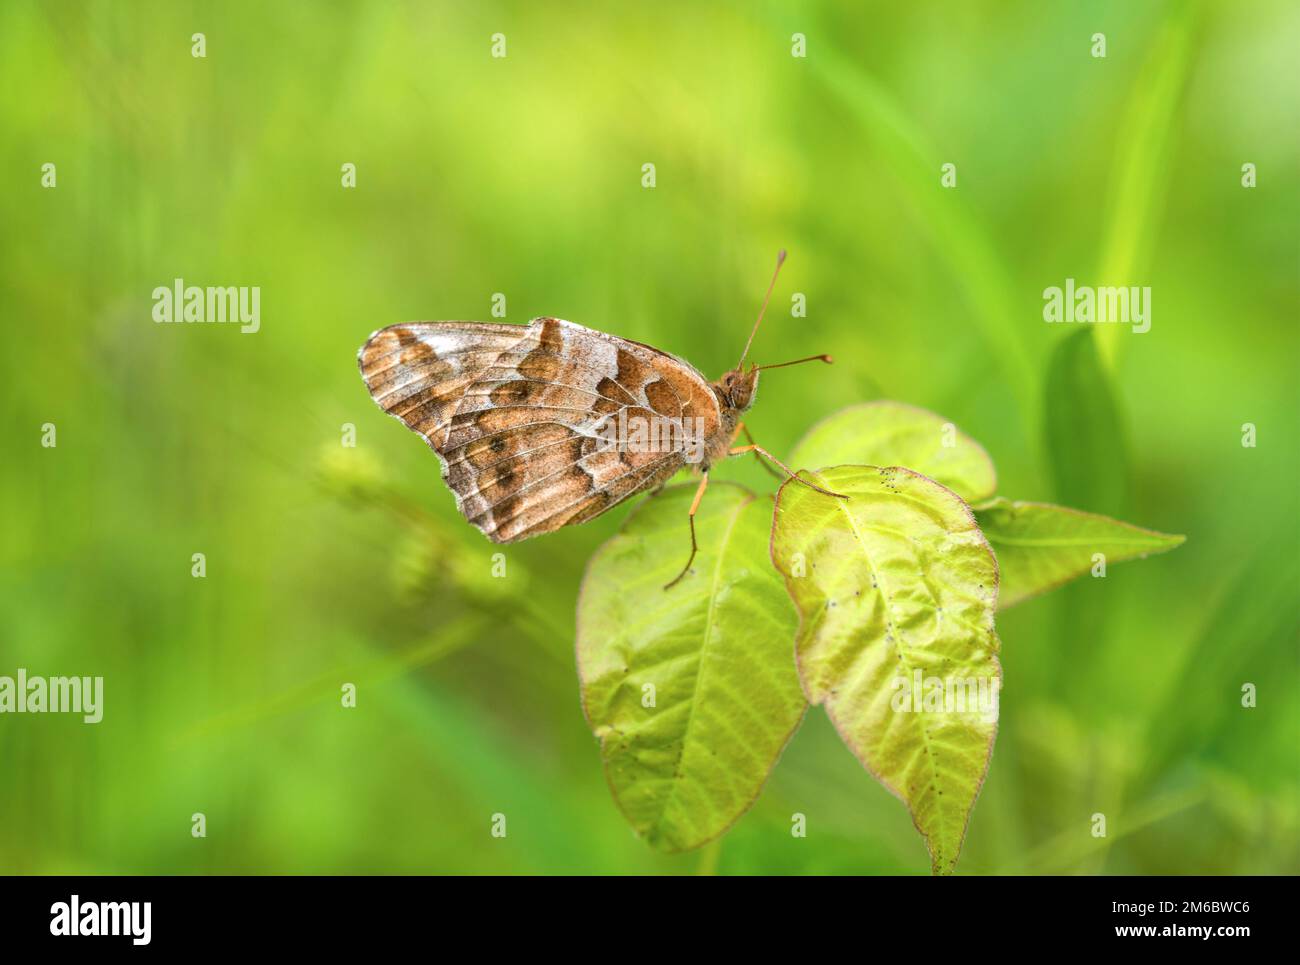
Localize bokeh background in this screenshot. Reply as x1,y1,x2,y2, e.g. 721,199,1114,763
1,0,1297,874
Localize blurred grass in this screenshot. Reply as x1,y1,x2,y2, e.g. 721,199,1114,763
1095,0,1198,368
0,0,1297,874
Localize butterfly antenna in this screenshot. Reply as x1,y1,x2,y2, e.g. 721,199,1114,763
737,249,786,370
754,354,833,371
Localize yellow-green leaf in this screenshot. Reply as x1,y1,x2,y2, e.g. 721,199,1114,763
771,465,1001,874
790,402,997,503
975,498,1185,609
576,482,805,851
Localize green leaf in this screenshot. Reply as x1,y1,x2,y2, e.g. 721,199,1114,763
789,401,997,504
771,465,1001,874
576,481,805,851
1044,330,1129,517
976,498,1186,609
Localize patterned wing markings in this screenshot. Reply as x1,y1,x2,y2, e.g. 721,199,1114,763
358,321,528,449
444,318,724,541
473,452,687,543
359,316,725,543
494,317,709,409
501,452,686,535
445,317,718,444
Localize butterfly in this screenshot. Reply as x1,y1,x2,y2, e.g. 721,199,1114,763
358,251,844,588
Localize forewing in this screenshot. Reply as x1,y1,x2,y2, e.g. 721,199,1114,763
443,317,724,542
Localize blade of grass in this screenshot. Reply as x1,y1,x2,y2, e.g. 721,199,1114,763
1094,4,1199,368
799,36,1038,439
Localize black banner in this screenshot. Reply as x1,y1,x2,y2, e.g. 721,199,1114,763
0,875,1279,951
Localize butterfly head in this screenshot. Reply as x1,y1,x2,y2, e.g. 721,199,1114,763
717,365,760,412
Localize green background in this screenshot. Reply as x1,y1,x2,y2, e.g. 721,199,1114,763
1,0,1296,874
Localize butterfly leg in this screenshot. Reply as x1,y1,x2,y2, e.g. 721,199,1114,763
728,444,847,499
664,471,710,590
731,422,784,481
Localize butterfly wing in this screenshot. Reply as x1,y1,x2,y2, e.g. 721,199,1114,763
358,321,530,449
360,317,724,543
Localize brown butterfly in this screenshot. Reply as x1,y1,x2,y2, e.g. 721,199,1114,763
358,251,844,588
